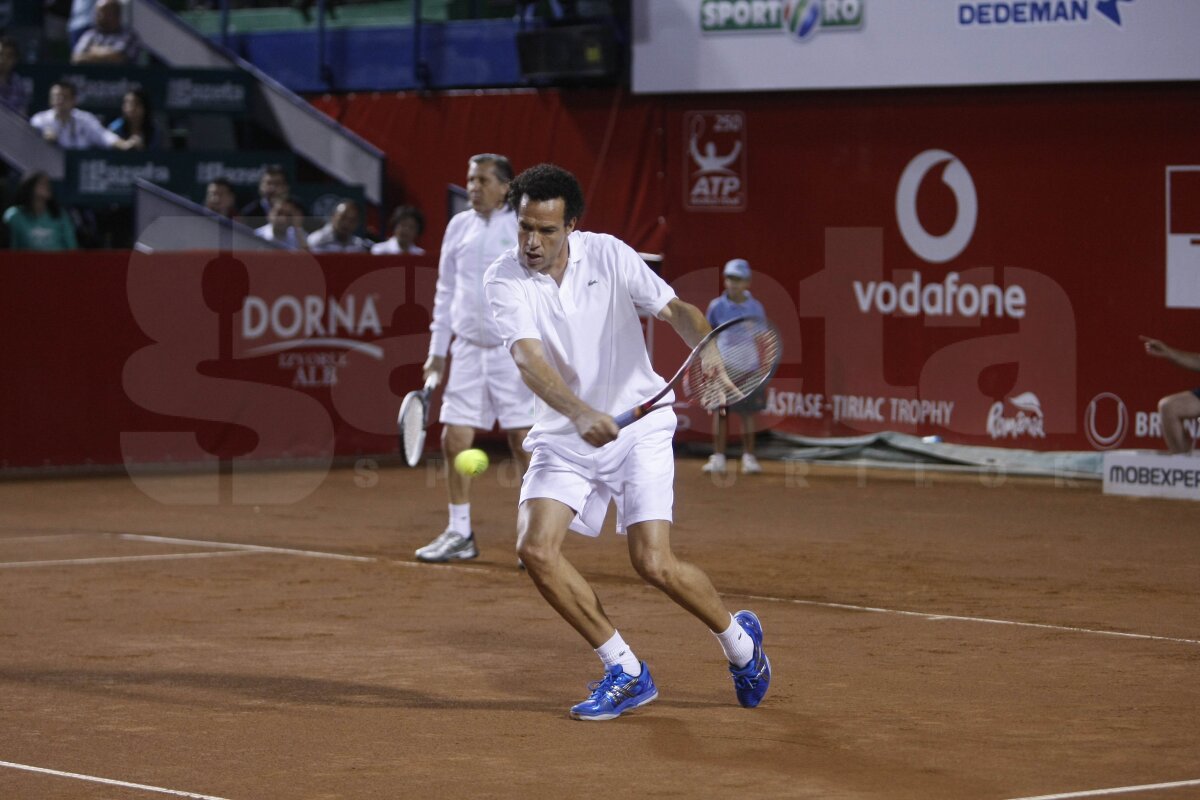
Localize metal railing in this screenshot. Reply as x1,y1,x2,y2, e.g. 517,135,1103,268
130,0,386,205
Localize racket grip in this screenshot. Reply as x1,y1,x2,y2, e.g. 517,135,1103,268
613,408,638,428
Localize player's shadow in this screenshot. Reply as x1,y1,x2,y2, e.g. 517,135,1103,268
0,667,562,713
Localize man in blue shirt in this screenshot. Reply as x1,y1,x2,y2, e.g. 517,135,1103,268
703,258,768,475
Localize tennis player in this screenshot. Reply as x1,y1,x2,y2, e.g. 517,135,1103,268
415,154,537,563
483,163,771,720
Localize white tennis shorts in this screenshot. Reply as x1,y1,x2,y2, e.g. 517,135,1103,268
520,408,676,537
440,338,537,431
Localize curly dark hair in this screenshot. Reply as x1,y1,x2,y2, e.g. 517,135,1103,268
507,163,585,226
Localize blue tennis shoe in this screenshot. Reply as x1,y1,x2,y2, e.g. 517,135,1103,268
729,610,771,708
569,662,658,721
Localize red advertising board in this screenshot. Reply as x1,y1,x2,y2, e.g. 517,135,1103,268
1,251,432,474
659,85,1200,451
3,83,1198,473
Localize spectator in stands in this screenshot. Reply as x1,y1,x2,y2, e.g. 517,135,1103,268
3,171,78,251
255,195,307,250
68,0,99,50
371,205,426,255
204,178,239,220
30,80,142,150
72,0,143,65
108,88,161,150
307,199,369,253
241,164,290,220
0,37,30,117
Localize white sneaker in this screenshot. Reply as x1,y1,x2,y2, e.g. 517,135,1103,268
741,454,762,474
415,528,478,562
702,454,727,473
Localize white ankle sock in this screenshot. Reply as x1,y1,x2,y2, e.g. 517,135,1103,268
448,503,471,534
713,614,754,668
595,631,641,677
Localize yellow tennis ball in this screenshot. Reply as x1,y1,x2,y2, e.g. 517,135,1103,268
454,448,489,477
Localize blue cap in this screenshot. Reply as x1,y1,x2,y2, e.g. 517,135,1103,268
723,258,751,280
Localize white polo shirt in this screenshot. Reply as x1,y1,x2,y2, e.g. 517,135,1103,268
429,206,517,356
29,108,119,150
484,230,676,450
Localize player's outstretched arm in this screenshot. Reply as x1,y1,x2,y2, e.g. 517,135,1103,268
1141,335,1200,372
658,297,712,349
510,338,618,446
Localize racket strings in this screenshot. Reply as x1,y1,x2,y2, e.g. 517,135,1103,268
683,319,781,410
400,400,425,464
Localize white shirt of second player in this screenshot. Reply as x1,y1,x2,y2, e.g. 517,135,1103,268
432,204,536,430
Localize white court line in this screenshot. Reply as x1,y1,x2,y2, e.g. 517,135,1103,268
0,551,255,569
0,759,233,799
118,533,377,563
732,594,1200,646
112,533,1197,643
0,533,91,544
117,533,495,574
1003,777,1200,799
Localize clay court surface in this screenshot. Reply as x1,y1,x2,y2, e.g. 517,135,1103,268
1,457,1198,800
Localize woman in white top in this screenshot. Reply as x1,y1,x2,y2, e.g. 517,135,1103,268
370,205,426,255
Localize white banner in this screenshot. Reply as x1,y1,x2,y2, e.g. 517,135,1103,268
632,0,1200,94
1102,451,1200,502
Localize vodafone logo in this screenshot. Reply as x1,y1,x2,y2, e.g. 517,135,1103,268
896,149,978,264
1084,392,1129,450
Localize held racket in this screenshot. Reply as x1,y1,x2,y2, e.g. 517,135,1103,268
397,375,438,467
614,316,782,428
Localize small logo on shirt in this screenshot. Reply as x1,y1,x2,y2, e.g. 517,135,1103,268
587,279,599,286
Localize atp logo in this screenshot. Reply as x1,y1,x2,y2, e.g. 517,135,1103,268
700,0,863,41
684,110,747,212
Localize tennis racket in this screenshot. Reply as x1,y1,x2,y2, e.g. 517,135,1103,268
614,316,782,428
397,375,438,467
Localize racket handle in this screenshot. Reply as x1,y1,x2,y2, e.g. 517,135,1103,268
613,408,638,428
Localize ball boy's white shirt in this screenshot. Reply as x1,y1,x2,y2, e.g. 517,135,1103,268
428,205,517,357
484,230,677,455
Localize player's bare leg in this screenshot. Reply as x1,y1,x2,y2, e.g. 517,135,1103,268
740,413,761,473
505,428,532,568
505,428,532,473
628,519,772,708
704,412,729,473
517,498,615,647
443,423,477,503
626,520,729,632
1159,392,1200,454
415,423,478,562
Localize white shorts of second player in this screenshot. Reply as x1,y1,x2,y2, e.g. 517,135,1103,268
439,337,537,431
520,408,676,537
